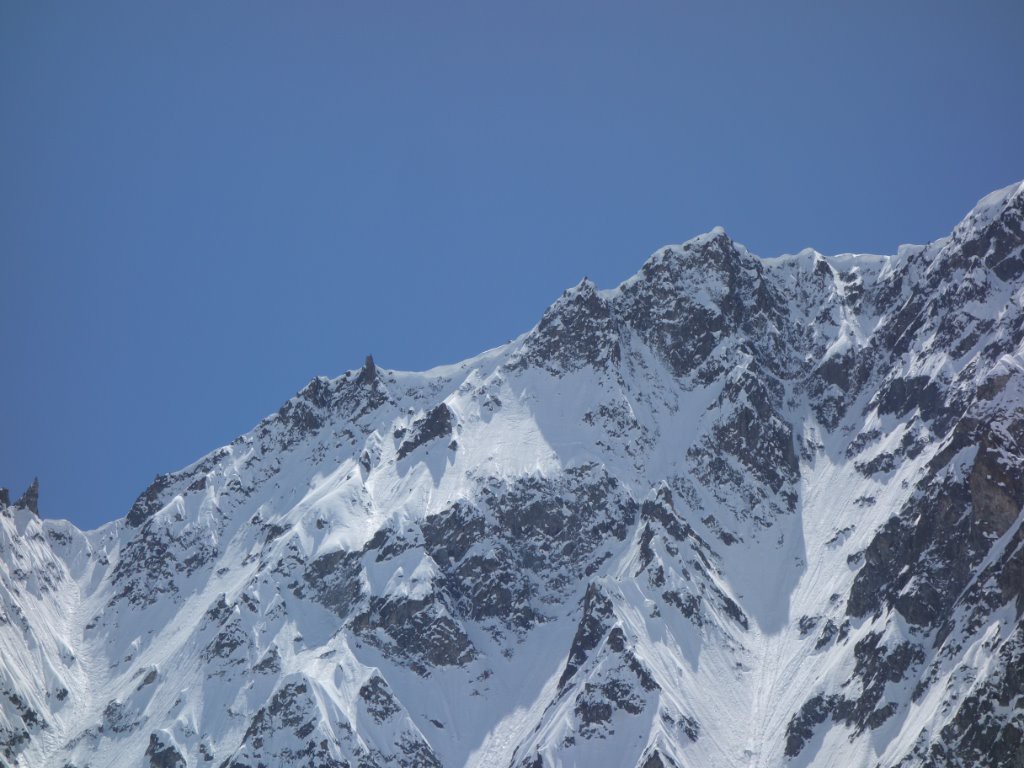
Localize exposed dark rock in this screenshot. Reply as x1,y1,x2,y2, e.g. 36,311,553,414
358,674,401,722
356,354,377,386
559,584,614,689
125,449,229,527
146,733,186,768
422,502,485,565
0,687,46,761
396,404,454,460
876,375,944,421
15,478,39,516
639,749,680,768
815,619,839,650
253,646,282,675
785,693,833,758
299,548,363,619
351,593,476,673
101,700,139,734
510,279,620,374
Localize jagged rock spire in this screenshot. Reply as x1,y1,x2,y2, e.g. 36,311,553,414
16,477,39,516
356,354,377,386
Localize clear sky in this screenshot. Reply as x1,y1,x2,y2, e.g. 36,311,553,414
2,1,1022,529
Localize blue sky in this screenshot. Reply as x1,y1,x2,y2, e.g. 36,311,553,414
2,1,1022,529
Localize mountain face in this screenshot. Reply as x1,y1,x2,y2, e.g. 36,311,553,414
3,182,1024,768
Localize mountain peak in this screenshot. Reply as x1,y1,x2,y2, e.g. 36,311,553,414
512,273,618,373
686,225,736,251
969,179,1024,221
571,276,598,293
936,178,1024,283
15,477,39,516
951,178,1024,243
632,227,756,284
356,354,378,386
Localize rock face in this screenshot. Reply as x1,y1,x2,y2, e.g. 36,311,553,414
2,181,1024,768
14,478,39,516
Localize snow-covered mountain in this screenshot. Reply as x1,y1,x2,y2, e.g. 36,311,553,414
3,181,1024,768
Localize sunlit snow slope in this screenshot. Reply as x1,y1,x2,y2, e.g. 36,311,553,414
3,181,1024,768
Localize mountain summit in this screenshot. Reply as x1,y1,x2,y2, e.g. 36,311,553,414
3,181,1024,768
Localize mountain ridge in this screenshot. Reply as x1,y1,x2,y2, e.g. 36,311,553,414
2,179,1023,767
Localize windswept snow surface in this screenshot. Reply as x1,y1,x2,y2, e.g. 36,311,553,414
3,180,1024,767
